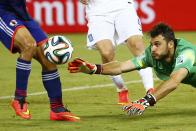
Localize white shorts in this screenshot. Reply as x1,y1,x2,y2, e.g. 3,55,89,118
86,3,143,49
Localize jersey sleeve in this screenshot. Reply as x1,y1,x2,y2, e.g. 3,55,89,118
131,52,150,70
173,48,195,72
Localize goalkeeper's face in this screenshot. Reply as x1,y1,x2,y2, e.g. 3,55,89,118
150,35,170,60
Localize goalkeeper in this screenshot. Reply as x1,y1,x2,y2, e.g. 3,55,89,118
68,23,196,116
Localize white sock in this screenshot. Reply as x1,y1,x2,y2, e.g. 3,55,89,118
138,67,154,92
110,75,127,92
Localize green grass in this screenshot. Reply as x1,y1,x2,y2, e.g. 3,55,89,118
0,32,196,131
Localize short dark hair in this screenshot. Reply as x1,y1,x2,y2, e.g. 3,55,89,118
149,23,176,43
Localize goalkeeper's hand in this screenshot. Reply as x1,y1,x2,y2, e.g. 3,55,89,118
122,94,156,116
68,58,98,74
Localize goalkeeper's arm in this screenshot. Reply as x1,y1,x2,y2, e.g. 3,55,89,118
100,60,137,75
68,58,138,75
153,68,188,101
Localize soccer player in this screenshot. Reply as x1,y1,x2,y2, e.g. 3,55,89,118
0,0,79,121
79,0,154,104
68,23,196,116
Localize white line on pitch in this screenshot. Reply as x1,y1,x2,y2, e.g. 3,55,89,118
0,78,159,100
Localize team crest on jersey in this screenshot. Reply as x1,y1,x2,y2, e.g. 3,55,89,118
88,34,94,42
10,20,18,27
176,55,184,65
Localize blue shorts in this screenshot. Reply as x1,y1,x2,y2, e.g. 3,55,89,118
0,12,47,53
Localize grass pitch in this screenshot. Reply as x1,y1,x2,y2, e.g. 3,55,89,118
0,32,196,131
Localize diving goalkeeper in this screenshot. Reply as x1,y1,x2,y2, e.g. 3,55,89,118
68,23,196,116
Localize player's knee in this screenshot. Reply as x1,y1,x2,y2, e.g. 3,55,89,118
24,42,36,53
21,39,37,57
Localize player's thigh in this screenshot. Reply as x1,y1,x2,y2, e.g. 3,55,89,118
115,5,143,45
86,15,115,49
14,27,36,51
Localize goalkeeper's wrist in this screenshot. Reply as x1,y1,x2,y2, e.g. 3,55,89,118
94,64,103,74
144,94,156,106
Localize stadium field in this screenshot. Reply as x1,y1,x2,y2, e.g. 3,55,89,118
0,32,196,131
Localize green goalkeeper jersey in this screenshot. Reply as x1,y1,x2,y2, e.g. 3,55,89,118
131,38,196,87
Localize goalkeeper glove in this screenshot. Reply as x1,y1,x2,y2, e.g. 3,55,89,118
68,58,102,74
122,94,156,116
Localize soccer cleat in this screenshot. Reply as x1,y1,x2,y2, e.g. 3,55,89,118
50,111,80,122
146,88,155,94
11,99,31,120
118,90,129,105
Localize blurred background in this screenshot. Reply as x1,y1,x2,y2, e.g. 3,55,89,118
26,0,196,34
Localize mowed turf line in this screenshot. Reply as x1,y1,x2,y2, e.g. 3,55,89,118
0,32,196,131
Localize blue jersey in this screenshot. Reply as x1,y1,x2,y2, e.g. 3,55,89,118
0,0,47,52
0,0,31,20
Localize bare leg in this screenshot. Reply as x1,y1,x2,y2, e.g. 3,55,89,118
126,35,154,92
11,27,37,120
96,39,129,104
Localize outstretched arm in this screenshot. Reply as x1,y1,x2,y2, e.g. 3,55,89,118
101,59,137,75
68,58,138,75
153,68,188,101
123,68,188,116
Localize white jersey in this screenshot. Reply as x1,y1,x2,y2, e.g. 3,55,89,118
86,0,142,49
86,0,134,16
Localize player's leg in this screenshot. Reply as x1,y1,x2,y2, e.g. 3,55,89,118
26,20,79,121
126,35,154,93
115,3,154,93
0,15,36,119
33,47,80,122
12,27,35,120
96,40,129,104
86,15,129,104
